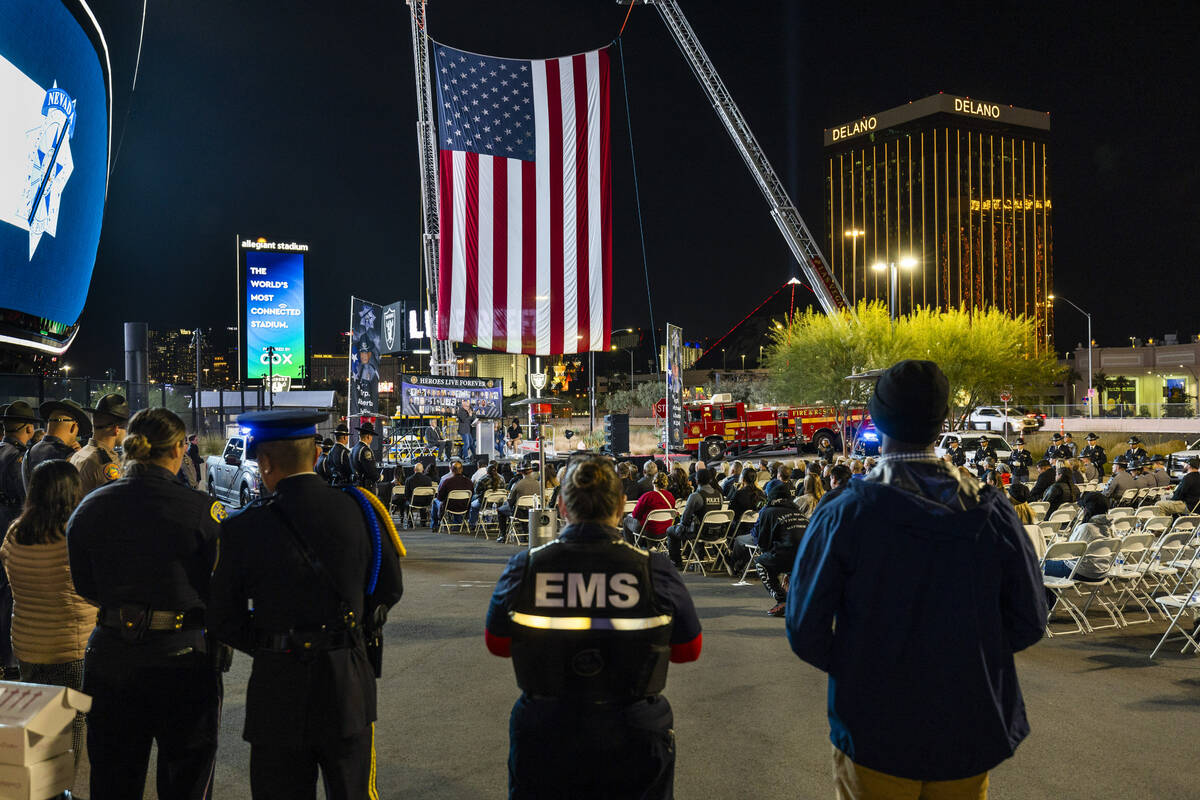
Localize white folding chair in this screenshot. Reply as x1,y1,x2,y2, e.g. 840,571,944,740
1045,508,1077,530
1071,537,1125,630
506,495,538,545
1107,532,1157,625
634,509,676,551
1139,531,1194,598
1028,501,1050,519
1107,507,1135,520
623,500,637,516
732,543,761,586
1041,541,1090,636
439,489,473,534
1023,525,1047,560
1167,515,1200,537
405,486,435,528
1118,488,1140,507
1150,544,1200,659
475,490,508,540
1141,516,1173,537
683,510,735,576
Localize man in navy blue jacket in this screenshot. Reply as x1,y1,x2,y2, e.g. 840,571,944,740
786,360,1046,799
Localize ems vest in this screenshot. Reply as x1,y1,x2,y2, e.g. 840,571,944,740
510,536,673,702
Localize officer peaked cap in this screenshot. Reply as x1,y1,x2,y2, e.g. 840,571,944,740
92,393,130,424
334,422,351,436
239,410,326,457
39,398,92,442
1086,433,1099,440
1051,433,1063,441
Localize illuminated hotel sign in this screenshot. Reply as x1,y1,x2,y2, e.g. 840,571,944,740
824,94,1049,146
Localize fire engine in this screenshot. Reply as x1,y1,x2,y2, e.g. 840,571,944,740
682,394,868,461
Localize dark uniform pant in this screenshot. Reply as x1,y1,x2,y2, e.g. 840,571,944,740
508,694,675,799
84,653,221,800
250,725,375,800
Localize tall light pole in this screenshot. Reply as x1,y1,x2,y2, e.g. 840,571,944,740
844,228,864,286
871,257,917,328
740,353,746,371
721,348,726,372
1049,294,1092,418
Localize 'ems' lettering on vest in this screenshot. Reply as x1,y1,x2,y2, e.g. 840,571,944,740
535,572,641,609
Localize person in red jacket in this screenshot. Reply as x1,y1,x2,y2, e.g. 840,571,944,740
622,471,675,543
485,456,700,799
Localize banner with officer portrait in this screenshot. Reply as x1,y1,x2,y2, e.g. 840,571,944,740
665,323,683,450
349,297,381,417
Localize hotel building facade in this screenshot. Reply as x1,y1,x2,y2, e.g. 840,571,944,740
823,94,1053,349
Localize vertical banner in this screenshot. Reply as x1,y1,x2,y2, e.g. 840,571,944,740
666,323,683,451
349,297,381,418
380,301,407,354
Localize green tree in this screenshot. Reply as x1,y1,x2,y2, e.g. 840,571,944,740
603,381,664,414
765,301,1062,437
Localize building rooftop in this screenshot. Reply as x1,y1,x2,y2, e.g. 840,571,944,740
824,93,1050,147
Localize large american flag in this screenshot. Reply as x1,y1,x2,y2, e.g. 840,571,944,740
434,43,611,355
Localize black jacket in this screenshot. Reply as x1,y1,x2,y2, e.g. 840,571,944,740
0,438,27,533
1172,471,1200,511
22,435,74,488
209,474,403,746
1029,469,1055,499
1042,479,1079,514
66,462,220,661
753,496,808,565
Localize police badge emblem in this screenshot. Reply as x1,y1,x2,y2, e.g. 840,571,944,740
18,82,77,259
383,305,396,351
103,462,120,482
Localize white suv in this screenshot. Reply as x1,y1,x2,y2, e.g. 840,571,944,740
965,406,1038,435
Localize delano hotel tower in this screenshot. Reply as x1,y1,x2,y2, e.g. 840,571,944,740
823,94,1052,350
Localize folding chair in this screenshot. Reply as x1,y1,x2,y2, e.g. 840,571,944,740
1137,531,1193,598
1140,516,1173,537
1118,488,1140,507
1107,507,1135,520
732,543,760,586
405,486,435,529
1150,544,1200,659
1071,537,1124,631
1041,541,1090,636
1028,501,1050,520
1133,507,1158,524
1023,525,1047,559
1107,532,1157,625
729,510,760,545
623,500,637,516
683,509,735,577
475,490,508,540
439,489,473,534
633,509,676,552
506,495,537,545
1167,515,1200,537
1045,508,1077,530
1110,517,1135,536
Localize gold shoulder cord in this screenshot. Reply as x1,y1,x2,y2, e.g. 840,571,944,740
355,488,407,558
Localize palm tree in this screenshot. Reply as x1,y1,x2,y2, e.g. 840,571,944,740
1092,371,1112,406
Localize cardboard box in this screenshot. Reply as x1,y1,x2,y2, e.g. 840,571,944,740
0,750,74,800
0,682,91,766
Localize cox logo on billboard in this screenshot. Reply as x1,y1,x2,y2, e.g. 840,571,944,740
259,350,294,366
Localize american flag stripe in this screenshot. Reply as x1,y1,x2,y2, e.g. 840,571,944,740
434,44,610,355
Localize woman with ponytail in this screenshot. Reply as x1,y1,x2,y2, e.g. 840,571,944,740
485,455,703,798
65,408,224,799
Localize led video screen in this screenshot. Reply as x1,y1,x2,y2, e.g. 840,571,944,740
243,245,306,381
0,0,109,339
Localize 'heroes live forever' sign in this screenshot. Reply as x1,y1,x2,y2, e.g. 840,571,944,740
244,245,306,381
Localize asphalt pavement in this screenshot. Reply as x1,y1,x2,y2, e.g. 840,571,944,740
69,526,1200,798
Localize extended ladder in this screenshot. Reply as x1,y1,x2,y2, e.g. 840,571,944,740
620,0,852,315
407,0,455,374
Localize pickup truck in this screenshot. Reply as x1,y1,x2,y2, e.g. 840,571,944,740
206,436,261,508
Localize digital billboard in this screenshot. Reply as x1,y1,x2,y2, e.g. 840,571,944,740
0,0,111,354
241,239,307,381
400,375,502,419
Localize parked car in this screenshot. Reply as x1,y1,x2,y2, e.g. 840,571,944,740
964,406,1039,435
934,433,1013,467
205,435,261,508
1168,438,1200,480
1014,406,1046,429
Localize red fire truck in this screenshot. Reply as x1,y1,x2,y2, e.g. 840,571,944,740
682,394,867,461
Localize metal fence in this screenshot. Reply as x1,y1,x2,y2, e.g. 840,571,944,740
1037,402,1198,420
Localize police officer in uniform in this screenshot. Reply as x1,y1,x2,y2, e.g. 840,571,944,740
1044,432,1066,462
665,468,724,569
974,437,999,475
70,393,129,495
945,436,966,467
351,421,380,492
327,423,353,486
65,407,224,799
0,401,40,680
1124,436,1148,465
1102,458,1138,502
314,436,334,482
1081,433,1107,477
209,411,404,800
23,398,91,488
1008,438,1034,483
486,456,702,798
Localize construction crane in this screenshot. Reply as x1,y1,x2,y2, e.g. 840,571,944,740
406,0,455,374
617,0,852,315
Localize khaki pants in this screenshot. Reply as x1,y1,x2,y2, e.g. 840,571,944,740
833,747,989,800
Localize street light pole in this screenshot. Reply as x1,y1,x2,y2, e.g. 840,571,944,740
871,257,917,329
1049,294,1093,418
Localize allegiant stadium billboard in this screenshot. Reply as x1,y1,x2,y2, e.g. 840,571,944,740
0,0,110,355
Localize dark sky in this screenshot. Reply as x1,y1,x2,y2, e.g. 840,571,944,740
71,0,1200,374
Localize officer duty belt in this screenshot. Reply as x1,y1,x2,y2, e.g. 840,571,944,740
98,608,196,632
255,628,361,654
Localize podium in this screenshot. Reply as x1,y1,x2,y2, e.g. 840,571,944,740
474,419,495,463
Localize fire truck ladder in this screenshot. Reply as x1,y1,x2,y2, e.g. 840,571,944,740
407,0,455,375
618,0,852,316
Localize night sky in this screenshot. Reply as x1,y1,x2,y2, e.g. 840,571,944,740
70,0,1200,375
